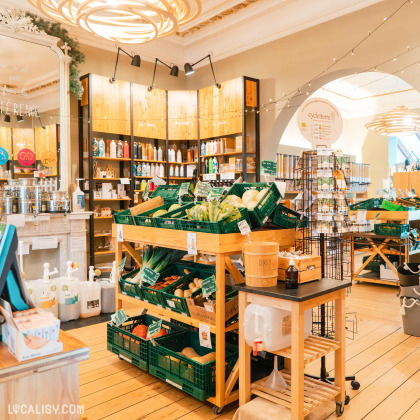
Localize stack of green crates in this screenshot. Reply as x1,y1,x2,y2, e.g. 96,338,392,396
112,209,134,225
150,184,193,204
362,254,400,272
106,314,186,371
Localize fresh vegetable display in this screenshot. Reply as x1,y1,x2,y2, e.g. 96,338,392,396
223,187,269,211
177,347,216,364
172,277,203,298
131,324,167,340
130,245,187,284
185,201,242,223
149,274,183,290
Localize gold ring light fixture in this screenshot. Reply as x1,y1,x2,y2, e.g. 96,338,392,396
27,1,202,44
366,106,420,135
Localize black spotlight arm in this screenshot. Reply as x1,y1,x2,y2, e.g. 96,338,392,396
110,47,134,83
191,54,221,88
148,58,173,91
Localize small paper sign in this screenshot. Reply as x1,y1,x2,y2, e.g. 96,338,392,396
199,323,212,349
356,210,367,223
207,187,224,201
151,176,166,186
178,182,190,197
195,181,211,197
140,267,160,285
261,160,277,176
118,257,126,272
117,224,124,242
111,309,128,326
187,232,197,255
202,275,217,298
147,319,163,339
238,219,251,235
221,172,235,180
142,181,150,200
203,173,217,181
120,178,130,185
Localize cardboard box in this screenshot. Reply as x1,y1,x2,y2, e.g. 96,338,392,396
278,255,322,284
186,294,238,325
224,138,236,153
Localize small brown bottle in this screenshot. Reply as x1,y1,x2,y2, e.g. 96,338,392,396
285,258,299,289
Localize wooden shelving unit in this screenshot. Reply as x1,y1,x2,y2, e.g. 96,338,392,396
112,224,296,412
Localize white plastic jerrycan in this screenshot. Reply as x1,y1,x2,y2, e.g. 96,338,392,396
100,261,116,314
244,303,312,354
80,266,101,318
55,261,81,322
32,263,59,317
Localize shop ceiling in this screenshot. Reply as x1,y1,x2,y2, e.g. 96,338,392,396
7,0,381,67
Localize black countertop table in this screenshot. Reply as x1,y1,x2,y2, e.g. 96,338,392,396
232,278,352,302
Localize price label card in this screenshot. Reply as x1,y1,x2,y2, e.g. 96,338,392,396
151,176,166,186
203,173,217,181
120,178,130,185
117,224,124,242
178,182,190,197
410,188,416,198
411,229,418,238
146,319,162,339
195,181,211,198
187,232,197,255
118,256,126,272
261,160,277,176
111,309,128,326
238,219,251,235
221,172,235,180
18,242,30,255
207,187,225,201
199,323,212,349
140,267,160,285
202,275,217,298
142,181,150,201
356,210,367,223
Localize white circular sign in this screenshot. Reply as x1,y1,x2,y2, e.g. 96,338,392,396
297,98,343,147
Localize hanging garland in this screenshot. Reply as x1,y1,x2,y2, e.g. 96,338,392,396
26,13,85,99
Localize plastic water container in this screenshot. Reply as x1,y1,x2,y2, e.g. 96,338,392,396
55,276,81,322
80,267,101,318
244,303,312,352
31,279,59,317
25,280,40,306
100,279,115,313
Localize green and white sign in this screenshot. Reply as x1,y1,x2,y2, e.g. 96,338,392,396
140,267,160,285
178,182,190,197
261,160,277,176
202,275,217,298
146,319,163,339
207,187,225,201
195,181,211,198
111,309,128,326
142,181,150,200
118,257,126,272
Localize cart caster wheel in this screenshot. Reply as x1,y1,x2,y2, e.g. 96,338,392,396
213,406,223,415
336,402,344,417
351,380,360,390
345,394,350,405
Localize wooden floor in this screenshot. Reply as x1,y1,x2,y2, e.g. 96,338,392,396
70,282,420,420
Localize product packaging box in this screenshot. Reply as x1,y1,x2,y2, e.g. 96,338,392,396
186,294,238,325
102,183,113,199
278,256,322,284
117,184,126,198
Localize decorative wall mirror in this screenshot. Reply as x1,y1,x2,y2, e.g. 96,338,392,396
0,7,71,190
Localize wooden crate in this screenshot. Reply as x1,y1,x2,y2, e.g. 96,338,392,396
186,294,238,325
277,256,321,284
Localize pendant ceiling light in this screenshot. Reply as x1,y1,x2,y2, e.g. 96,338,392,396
366,106,420,135
27,1,202,44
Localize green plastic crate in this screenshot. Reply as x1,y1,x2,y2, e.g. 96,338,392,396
221,183,282,228
160,270,213,316
154,204,186,230
113,209,134,225
119,268,141,299
150,184,194,204
106,314,186,371
362,254,399,272
175,261,216,275
349,198,382,210
374,223,410,238
272,204,308,229
140,265,198,307
134,203,177,228
148,330,238,401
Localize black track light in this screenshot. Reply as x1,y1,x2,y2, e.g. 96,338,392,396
183,54,221,88
38,115,46,129
148,58,179,91
109,46,141,83
17,115,23,122
3,112,10,123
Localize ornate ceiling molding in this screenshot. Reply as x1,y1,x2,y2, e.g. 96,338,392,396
0,6,44,34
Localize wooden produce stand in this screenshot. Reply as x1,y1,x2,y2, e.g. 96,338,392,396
112,224,295,412
0,331,88,420
233,279,351,419
346,210,420,286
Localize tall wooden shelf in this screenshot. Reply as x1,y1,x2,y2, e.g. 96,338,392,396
79,73,260,266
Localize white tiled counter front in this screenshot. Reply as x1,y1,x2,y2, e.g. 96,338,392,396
6,212,92,281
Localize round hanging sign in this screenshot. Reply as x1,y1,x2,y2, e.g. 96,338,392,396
0,147,9,165
17,148,36,166
40,150,57,167
297,98,343,148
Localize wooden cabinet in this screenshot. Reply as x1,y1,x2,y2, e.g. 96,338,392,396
133,84,166,139
168,90,198,140
0,127,12,156
91,74,131,135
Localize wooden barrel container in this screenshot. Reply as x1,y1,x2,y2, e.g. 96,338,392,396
243,241,279,287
